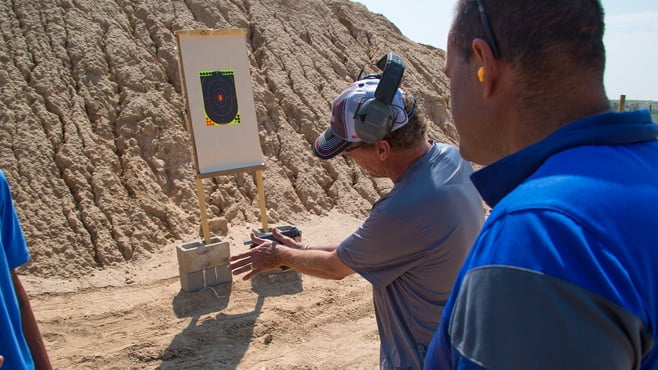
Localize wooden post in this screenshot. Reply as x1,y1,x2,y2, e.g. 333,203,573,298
195,176,211,244
255,170,269,232
619,95,626,112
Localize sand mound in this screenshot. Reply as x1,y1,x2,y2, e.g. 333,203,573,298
1,0,453,278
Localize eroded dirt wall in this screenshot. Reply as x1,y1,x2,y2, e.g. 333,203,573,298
0,0,453,277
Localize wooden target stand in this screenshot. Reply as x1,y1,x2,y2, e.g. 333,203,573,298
175,29,299,292
195,168,269,247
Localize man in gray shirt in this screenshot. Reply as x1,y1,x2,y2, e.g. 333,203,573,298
229,61,483,369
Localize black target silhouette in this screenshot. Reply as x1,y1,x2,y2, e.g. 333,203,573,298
200,70,240,125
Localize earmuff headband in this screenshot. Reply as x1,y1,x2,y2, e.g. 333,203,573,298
353,53,406,143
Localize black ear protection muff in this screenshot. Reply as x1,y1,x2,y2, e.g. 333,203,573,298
353,53,406,143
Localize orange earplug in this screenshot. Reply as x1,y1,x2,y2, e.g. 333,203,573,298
477,66,486,82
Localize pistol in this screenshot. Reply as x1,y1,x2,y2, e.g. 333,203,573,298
243,226,301,248
243,226,301,271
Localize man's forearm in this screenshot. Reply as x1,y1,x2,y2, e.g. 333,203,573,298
303,243,338,252
11,270,53,370
278,246,354,280
229,241,354,281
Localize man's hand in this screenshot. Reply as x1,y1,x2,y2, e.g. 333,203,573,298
229,229,292,280
270,228,304,249
229,228,353,281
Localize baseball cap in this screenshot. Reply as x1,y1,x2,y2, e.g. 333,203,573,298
313,78,409,159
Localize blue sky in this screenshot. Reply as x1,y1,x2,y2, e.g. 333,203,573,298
355,0,658,101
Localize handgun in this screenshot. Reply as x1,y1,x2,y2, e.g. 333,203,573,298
243,226,301,271
243,226,301,248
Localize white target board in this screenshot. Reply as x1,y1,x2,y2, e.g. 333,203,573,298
176,29,264,177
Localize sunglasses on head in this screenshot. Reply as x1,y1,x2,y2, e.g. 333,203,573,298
476,0,500,58
343,142,367,154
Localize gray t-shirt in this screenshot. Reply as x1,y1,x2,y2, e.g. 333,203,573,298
337,142,483,369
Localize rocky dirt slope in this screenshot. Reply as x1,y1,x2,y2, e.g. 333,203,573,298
0,0,453,278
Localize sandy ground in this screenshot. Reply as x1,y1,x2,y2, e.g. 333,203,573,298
22,211,382,369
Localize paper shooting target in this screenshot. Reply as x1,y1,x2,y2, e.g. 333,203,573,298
177,29,264,176
200,70,241,126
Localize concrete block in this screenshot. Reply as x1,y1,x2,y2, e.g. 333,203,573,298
208,264,232,285
179,270,205,292
177,237,230,273
177,237,232,292
203,266,219,287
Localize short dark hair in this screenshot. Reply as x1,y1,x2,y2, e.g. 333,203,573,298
451,0,606,81
381,92,426,150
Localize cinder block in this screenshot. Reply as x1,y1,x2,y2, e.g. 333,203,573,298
203,266,219,286
216,264,232,282
205,264,232,285
179,270,205,292
177,237,232,292
177,237,230,273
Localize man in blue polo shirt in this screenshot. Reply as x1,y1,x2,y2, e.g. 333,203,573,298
1,169,52,369
425,0,658,369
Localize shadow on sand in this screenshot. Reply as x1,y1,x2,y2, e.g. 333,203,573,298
157,270,303,369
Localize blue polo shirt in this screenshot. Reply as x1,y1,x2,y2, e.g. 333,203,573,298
0,169,34,370
425,110,658,369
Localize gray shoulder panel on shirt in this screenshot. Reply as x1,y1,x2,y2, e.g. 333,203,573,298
448,265,654,370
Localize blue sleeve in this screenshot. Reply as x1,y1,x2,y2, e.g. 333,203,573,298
0,170,30,270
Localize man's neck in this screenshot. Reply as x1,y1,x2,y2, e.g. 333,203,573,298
496,76,611,163
388,140,432,182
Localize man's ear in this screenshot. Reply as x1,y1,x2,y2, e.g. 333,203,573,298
376,140,391,160
472,38,496,96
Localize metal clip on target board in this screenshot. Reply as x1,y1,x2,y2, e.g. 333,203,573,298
175,29,270,290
